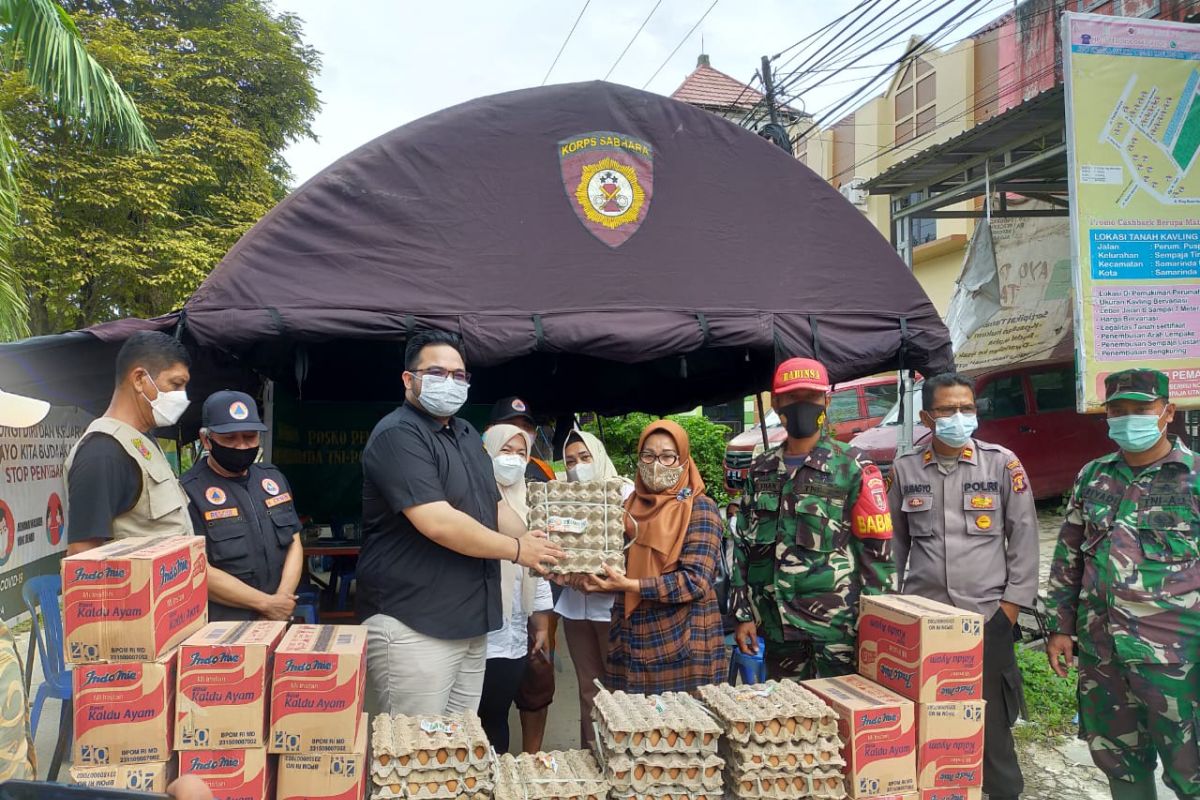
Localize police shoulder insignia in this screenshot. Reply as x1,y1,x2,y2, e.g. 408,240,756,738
961,447,974,460
1011,471,1028,494
923,450,933,464
1006,459,1022,471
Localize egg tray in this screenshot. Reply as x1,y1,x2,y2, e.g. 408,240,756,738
724,737,845,773
727,768,846,800
592,688,723,756
609,790,724,800
603,752,724,792
493,751,608,800
697,681,839,745
370,767,493,800
527,480,629,576
371,712,491,775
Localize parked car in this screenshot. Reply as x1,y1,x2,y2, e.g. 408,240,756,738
724,375,898,493
849,360,1113,499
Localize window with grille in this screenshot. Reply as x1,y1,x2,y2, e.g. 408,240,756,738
894,57,936,146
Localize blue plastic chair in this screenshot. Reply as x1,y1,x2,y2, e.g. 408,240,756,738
728,636,767,685
294,586,319,624
22,574,71,780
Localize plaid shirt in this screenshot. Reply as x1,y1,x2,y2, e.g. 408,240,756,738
606,495,727,693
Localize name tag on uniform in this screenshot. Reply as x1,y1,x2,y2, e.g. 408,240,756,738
265,492,293,508
204,508,239,521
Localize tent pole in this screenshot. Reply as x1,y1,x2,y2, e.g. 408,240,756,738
756,393,770,452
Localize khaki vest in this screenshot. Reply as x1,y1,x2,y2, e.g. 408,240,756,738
64,417,193,541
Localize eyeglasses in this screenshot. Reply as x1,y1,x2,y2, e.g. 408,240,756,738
411,367,471,385
931,404,977,417
639,451,680,466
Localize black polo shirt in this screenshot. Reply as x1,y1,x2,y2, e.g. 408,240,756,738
357,402,503,639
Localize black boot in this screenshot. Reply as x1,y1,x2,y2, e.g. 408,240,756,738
1108,775,1158,800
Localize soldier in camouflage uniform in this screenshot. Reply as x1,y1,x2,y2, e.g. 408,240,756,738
731,358,894,680
1045,369,1199,800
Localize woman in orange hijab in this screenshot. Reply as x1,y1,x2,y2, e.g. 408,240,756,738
585,420,726,693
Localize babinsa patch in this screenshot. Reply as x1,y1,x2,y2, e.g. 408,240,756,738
559,132,653,247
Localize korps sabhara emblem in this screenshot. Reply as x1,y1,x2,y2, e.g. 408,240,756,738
559,131,653,247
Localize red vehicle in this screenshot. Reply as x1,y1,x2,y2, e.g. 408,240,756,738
723,376,898,493
849,360,1112,499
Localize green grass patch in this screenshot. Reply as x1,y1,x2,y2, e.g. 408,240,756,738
1014,645,1078,745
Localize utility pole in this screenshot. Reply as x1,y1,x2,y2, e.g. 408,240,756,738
761,55,781,128
758,55,791,154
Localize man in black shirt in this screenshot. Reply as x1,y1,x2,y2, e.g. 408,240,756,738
358,331,563,716
181,391,303,623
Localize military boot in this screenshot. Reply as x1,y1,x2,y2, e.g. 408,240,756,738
1108,775,1158,800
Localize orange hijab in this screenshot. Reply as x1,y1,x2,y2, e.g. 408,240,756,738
623,420,705,617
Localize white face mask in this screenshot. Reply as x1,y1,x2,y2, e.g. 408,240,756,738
416,374,469,417
567,462,596,482
492,453,526,487
142,375,189,427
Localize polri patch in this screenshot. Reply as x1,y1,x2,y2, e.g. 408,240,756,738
969,494,994,510
1011,471,1028,494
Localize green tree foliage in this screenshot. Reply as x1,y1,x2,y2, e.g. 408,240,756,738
586,413,732,507
1,0,319,334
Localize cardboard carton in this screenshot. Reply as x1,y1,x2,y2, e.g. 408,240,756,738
276,713,368,800
176,620,288,750
268,625,366,754
922,789,983,800
857,795,919,800
804,674,917,798
63,536,208,664
73,651,176,765
858,595,983,703
68,760,176,792
918,702,985,788
178,747,274,800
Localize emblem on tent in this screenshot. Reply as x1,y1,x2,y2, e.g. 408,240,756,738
559,131,653,247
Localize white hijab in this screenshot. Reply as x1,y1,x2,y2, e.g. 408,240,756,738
483,424,538,618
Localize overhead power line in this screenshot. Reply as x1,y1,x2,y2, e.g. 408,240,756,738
642,0,720,90
605,0,664,81
541,1,591,86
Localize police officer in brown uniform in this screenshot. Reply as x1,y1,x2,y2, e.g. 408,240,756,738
887,373,1039,800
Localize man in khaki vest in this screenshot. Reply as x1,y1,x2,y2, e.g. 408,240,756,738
65,331,194,554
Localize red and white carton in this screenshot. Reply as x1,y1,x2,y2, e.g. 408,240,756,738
858,595,983,703
176,620,288,750
73,651,177,765
918,701,985,789
68,760,176,792
804,674,917,798
276,713,368,800
268,625,366,754
63,536,208,664
179,747,274,800
857,795,919,800
922,789,983,800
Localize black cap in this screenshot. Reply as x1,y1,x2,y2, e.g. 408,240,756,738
489,396,535,426
203,390,267,434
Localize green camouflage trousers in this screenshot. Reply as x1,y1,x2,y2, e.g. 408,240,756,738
764,638,855,682
1077,653,1199,798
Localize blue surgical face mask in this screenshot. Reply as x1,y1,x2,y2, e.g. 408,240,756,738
1107,411,1165,453
934,412,978,449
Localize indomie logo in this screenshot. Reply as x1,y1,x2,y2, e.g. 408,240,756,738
189,652,242,667
189,756,241,771
72,565,127,582
84,669,137,686
283,658,332,673
859,709,900,727
879,664,915,688
158,557,190,588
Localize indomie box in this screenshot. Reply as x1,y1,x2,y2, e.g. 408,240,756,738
276,713,367,800
63,536,208,664
918,701,985,789
176,620,287,750
179,747,274,800
804,674,917,798
922,789,983,800
858,595,983,703
68,760,176,792
268,624,366,754
73,651,177,766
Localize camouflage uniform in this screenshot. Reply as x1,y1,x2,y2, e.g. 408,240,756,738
731,438,894,679
0,621,35,781
1045,436,1200,798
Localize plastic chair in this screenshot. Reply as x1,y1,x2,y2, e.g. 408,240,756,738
728,636,767,685
22,575,71,781
294,587,319,624
332,561,356,611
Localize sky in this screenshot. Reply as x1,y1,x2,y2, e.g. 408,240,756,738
273,0,1018,187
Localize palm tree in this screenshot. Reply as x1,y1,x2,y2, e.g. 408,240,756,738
0,0,154,340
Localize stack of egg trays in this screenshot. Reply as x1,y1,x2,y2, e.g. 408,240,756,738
697,681,847,800
369,712,493,800
591,687,725,800
493,750,609,800
526,479,628,575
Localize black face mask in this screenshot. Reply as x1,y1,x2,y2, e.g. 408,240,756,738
780,402,826,439
210,440,259,474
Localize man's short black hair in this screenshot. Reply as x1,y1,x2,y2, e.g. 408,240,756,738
115,332,190,385
922,372,975,411
404,330,464,371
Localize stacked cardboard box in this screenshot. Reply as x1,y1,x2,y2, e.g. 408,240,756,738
369,712,493,800
266,625,368,800
64,536,208,790
592,687,725,800
173,621,287,800
698,681,845,800
857,596,985,797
